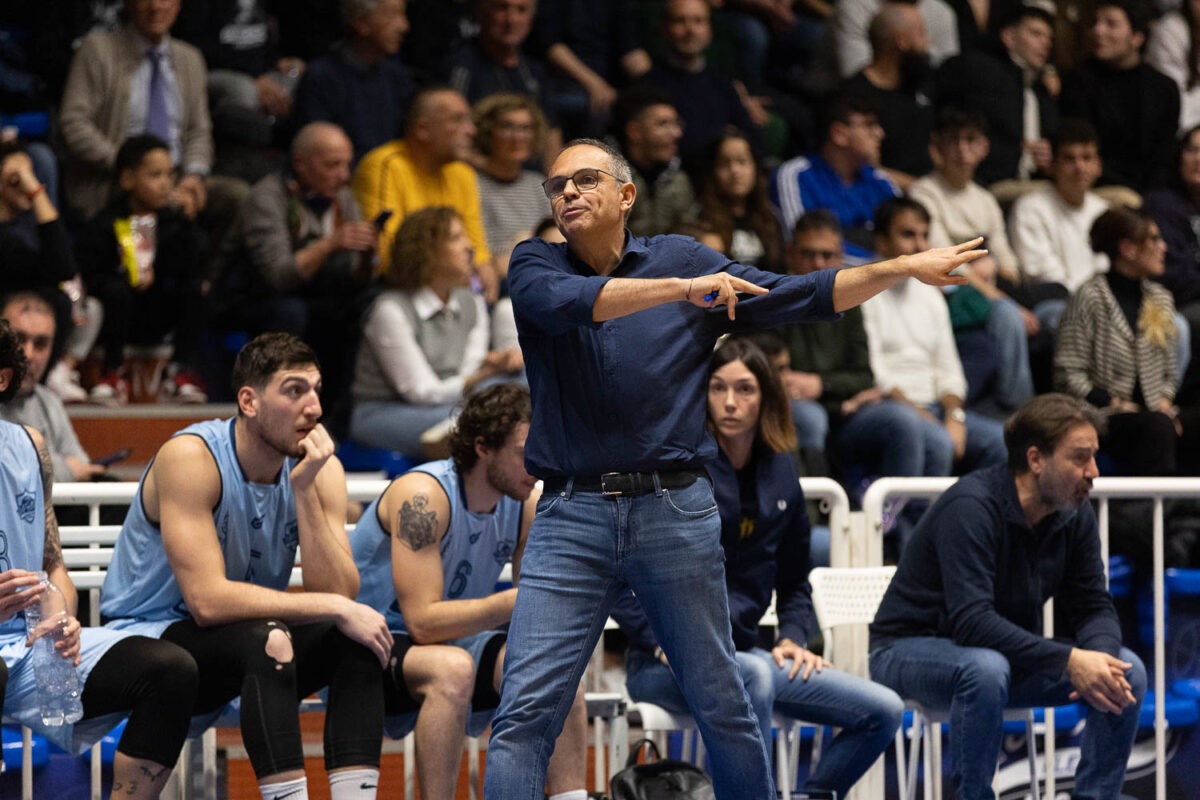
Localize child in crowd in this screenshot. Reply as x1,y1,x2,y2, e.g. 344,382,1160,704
74,135,207,405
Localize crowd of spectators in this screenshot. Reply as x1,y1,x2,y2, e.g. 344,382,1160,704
4,0,1200,570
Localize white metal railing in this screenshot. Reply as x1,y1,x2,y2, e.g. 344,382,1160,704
860,475,1200,800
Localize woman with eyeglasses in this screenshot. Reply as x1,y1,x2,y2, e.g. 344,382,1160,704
349,206,523,459
1055,207,1182,477
613,336,903,798
696,129,785,273
473,94,551,272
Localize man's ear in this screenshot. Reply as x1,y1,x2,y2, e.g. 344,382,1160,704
1026,444,1044,476
619,179,637,212
0,367,10,394
237,385,259,418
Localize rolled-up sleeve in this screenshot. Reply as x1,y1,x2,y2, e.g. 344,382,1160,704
509,239,610,336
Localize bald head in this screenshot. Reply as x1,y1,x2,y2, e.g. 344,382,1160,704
291,123,353,198
293,122,350,160
868,2,926,57
406,87,476,164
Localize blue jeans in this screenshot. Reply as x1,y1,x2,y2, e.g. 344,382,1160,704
790,399,829,451
484,479,774,799
926,405,1007,473
986,298,1034,411
626,646,902,796
349,399,458,459
833,400,954,479
870,638,1146,800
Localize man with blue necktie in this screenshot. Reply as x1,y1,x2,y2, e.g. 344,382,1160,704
60,0,213,221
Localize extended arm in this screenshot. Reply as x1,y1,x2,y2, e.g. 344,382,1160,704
830,238,982,312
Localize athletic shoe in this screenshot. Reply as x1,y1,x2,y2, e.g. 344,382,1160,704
160,367,207,404
89,372,129,406
45,362,88,403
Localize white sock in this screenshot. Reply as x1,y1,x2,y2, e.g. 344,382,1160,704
258,776,308,800
548,791,588,800
329,768,380,799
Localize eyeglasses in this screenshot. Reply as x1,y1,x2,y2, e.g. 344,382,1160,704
796,248,839,262
496,121,535,136
541,168,618,200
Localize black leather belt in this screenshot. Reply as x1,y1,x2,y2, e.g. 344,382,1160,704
543,469,705,497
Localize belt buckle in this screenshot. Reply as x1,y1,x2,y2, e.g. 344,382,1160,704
599,472,626,496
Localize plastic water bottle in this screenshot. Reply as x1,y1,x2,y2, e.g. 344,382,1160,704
23,572,84,726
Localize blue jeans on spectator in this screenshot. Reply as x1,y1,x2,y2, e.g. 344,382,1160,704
987,298,1034,411
833,400,954,480
1175,312,1191,386
349,399,457,459
871,637,1145,800
928,405,1007,473
484,479,774,799
790,399,829,451
627,646,902,797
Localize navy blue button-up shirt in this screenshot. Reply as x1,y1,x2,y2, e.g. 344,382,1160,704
508,232,839,479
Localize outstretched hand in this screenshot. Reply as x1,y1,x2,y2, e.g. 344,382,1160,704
905,237,987,287
685,273,770,320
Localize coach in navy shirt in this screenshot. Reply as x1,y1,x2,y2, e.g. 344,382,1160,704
483,137,985,799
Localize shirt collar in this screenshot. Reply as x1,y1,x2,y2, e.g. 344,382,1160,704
411,286,463,320
135,31,171,58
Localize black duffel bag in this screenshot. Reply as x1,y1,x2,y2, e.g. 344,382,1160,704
609,738,716,800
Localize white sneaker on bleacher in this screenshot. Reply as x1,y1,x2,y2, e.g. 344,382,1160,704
46,362,88,403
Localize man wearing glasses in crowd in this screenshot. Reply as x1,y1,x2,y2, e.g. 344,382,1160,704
482,137,989,799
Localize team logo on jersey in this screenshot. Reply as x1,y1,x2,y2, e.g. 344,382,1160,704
777,499,788,511
15,491,35,524
494,539,514,565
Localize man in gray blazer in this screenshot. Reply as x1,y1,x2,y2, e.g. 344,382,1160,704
59,0,213,220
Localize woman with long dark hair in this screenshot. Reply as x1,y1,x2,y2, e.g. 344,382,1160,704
696,129,786,272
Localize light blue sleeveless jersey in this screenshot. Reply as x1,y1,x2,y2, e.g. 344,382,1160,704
101,418,300,631
0,422,44,637
0,421,129,752
352,459,521,633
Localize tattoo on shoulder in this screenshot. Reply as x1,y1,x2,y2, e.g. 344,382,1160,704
396,494,438,551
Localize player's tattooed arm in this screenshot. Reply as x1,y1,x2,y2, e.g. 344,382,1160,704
396,493,438,551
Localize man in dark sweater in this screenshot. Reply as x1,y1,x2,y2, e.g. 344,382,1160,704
293,0,414,164
1059,0,1179,190
870,393,1146,800
638,0,760,166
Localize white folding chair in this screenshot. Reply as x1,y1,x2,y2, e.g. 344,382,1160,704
808,566,1042,800
807,567,900,798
